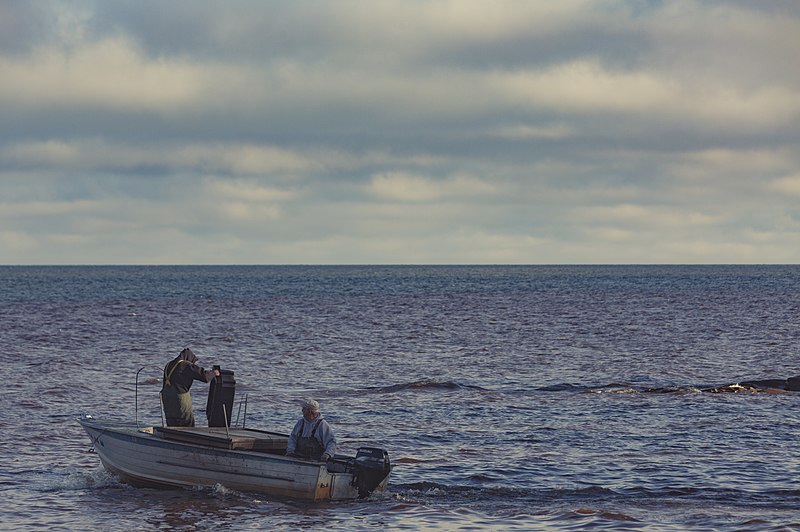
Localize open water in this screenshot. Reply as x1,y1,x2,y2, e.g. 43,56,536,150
1,265,800,531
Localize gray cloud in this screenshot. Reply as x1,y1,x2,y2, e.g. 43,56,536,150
0,0,798,263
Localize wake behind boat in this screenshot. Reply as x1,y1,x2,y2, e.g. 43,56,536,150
78,367,391,501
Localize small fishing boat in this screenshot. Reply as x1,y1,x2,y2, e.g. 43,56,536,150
78,367,392,501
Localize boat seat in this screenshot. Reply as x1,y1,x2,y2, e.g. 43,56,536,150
155,426,289,452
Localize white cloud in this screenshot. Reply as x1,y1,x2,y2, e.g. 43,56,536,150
575,203,723,232
198,179,295,223
0,230,37,254
0,139,367,178
366,172,495,202
494,61,674,113
0,199,101,217
770,175,800,197
0,37,211,111
490,60,800,130
488,123,574,141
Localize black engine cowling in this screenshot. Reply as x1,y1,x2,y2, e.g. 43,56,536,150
352,447,391,497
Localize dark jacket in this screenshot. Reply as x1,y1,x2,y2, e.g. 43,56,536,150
161,348,211,394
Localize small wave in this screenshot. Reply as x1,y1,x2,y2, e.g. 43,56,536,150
766,489,800,497
533,383,719,394
398,482,450,499
540,380,800,395
536,383,586,392
584,387,639,394
205,335,236,343
534,382,644,394
581,386,700,394
391,482,775,507
573,507,639,522
740,519,771,526
365,380,487,394
394,457,438,464
394,482,618,501
39,466,126,492
207,483,240,497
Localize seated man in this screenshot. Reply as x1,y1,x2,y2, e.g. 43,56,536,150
286,399,336,461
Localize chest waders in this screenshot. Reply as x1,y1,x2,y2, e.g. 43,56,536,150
161,361,195,427
297,418,325,460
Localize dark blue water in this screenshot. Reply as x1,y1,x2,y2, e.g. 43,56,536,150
2,265,800,530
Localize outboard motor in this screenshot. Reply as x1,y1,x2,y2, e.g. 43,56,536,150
206,366,236,427
352,447,391,497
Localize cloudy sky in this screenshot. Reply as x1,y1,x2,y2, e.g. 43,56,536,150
1,1,799,264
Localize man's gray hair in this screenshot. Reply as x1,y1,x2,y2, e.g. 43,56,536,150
302,399,320,413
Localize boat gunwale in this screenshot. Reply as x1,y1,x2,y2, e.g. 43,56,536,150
79,417,328,468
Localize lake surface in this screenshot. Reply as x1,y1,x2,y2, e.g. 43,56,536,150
2,265,799,530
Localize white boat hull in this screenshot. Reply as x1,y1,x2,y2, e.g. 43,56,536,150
79,418,389,501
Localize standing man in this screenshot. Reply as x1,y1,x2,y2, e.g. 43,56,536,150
161,348,219,427
286,399,337,461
